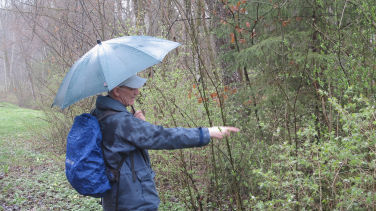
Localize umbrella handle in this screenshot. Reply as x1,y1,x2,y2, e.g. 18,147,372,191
131,105,136,115
131,105,146,119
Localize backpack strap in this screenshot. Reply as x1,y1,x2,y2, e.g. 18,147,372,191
115,154,127,211
95,109,137,211
130,151,136,182
96,110,136,182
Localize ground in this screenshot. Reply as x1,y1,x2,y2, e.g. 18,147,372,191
0,102,102,210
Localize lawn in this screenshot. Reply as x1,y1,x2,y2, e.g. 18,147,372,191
0,102,101,210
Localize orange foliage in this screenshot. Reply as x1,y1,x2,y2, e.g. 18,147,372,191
210,93,218,99
224,86,229,92
282,19,291,27
235,26,243,33
230,33,235,43
197,97,208,103
231,5,239,12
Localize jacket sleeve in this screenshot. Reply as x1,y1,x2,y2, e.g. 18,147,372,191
114,112,211,150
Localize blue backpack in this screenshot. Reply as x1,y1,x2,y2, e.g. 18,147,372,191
65,112,117,197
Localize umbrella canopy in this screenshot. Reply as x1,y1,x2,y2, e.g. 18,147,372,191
52,36,180,109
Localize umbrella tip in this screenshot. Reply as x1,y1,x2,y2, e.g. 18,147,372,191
97,40,102,45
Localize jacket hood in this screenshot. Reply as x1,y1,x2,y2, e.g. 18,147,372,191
94,95,130,114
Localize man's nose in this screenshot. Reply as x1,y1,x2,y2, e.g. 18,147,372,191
134,88,140,95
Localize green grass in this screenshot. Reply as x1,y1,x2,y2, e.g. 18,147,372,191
0,102,101,210
0,102,47,137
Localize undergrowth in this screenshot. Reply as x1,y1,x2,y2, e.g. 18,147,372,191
0,102,101,210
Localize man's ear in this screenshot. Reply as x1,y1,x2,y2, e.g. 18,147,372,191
110,87,121,97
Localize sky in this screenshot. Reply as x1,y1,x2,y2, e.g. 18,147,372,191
0,0,7,9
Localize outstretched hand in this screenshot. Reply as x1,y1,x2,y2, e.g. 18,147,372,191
208,126,240,139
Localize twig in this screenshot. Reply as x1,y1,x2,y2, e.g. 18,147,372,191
338,0,348,29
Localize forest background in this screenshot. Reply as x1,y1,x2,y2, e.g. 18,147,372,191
0,0,375,210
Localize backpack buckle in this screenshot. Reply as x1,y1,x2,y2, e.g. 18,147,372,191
107,169,120,183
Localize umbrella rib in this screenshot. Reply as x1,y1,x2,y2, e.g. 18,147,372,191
117,43,164,63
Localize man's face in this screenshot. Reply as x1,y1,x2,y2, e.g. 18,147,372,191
116,86,140,106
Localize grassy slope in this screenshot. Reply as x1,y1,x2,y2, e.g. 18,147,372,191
0,102,101,210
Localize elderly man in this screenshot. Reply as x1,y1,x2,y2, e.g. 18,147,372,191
92,75,239,210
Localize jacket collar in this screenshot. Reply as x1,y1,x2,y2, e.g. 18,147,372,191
95,95,130,113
